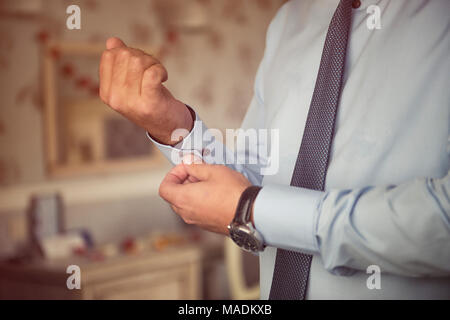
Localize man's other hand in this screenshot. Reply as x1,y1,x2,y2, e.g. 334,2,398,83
159,161,252,235
99,37,193,145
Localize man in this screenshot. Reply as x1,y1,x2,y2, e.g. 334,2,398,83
99,0,450,299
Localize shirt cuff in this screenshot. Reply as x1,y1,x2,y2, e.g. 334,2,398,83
253,184,324,254
146,111,207,165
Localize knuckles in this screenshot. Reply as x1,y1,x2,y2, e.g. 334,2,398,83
158,183,167,200
143,64,168,85
182,217,194,225
99,46,164,116
129,55,147,71
158,183,172,202
101,47,153,68
143,66,159,81
107,93,123,111
100,50,113,64
116,48,132,61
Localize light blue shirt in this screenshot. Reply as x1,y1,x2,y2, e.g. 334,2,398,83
150,0,450,299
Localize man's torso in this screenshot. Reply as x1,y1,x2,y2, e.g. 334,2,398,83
258,0,450,299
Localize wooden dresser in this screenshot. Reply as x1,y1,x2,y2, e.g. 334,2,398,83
0,246,202,300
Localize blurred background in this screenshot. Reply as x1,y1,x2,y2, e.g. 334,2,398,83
0,0,285,299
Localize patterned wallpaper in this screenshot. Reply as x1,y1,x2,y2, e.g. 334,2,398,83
0,0,286,185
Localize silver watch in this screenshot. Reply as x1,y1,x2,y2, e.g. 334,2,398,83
227,186,266,253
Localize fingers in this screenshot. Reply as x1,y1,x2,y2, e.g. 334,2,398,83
180,154,203,182
106,37,126,50
125,54,154,98
109,49,130,105
181,153,203,165
159,162,207,207
100,38,128,104
187,175,200,183
99,36,164,110
158,165,189,204
181,162,219,182
167,164,190,184
99,50,114,101
141,64,168,99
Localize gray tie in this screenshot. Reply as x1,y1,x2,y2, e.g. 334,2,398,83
269,0,354,300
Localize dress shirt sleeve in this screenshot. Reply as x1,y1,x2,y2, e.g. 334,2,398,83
253,184,324,254
255,170,450,277
147,99,266,187
146,110,208,165
317,170,450,277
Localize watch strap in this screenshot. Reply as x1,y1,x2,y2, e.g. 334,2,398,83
233,186,262,225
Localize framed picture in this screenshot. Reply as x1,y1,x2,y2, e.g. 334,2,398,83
41,42,164,178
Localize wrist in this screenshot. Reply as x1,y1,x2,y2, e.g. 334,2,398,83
235,186,262,226
148,102,194,146
228,186,265,252
168,102,195,146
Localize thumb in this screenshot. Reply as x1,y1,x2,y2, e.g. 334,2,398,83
159,165,187,203
181,162,217,182
182,154,203,183
106,37,126,50
141,64,169,95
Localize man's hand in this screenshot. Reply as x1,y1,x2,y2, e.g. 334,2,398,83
159,161,252,235
99,37,193,145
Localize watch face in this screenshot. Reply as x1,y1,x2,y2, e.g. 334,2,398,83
230,225,264,252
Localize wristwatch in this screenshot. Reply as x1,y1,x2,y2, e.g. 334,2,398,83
227,186,266,253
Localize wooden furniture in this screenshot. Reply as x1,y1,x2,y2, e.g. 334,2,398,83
0,246,202,300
